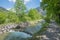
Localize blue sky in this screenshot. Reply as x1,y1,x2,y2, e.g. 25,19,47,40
0,0,40,10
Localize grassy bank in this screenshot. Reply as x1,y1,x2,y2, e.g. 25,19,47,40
0,32,9,40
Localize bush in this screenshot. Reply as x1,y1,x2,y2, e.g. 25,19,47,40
0,12,7,24
6,12,20,23
55,16,60,24
44,17,50,23
28,9,42,20
18,13,31,22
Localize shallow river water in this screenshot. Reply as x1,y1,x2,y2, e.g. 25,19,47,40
5,21,45,40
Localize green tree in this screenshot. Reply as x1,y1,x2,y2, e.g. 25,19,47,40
15,0,27,22
0,12,7,24
28,9,42,20
15,0,26,15
6,12,19,23
19,13,31,22
41,0,60,23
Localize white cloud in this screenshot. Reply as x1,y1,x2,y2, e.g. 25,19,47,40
7,8,11,10
40,0,42,2
8,0,16,2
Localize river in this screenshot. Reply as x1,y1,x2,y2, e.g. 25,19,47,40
5,20,45,40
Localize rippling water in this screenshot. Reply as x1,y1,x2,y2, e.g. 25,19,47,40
5,32,32,40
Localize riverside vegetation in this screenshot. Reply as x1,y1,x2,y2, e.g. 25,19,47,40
0,0,43,40
0,0,60,40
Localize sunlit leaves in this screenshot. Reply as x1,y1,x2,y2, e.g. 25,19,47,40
15,0,26,15
42,0,60,23
0,12,7,24
28,9,42,20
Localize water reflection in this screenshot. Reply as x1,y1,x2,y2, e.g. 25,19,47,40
24,23,42,35
5,32,32,40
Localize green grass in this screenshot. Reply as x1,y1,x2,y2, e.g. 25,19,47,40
0,32,9,40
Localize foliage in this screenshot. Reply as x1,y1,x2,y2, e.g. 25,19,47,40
0,12,7,24
28,37,40,40
6,12,20,23
44,16,50,23
18,13,31,22
0,8,42,24
15,0,26,15
28,22,49,40
33,22,48,36
0,11,20,24
14,0,29,22
0,0,42,24
28,9,42,20
41,0,60,24
0,33,9,40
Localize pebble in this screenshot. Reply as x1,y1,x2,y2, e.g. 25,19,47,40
0,22,31,34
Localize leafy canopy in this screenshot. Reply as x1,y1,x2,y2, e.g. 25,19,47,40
41,0,60,23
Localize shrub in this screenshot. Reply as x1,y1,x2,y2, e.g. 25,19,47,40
28,9,42,20
6,12,20,23
0,12,7,24
18,13,31,22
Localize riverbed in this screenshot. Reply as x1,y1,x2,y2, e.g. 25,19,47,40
0,20,45,40
4,21,45,40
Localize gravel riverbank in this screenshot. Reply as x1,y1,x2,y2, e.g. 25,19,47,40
37,22,60,40
0,20,42,34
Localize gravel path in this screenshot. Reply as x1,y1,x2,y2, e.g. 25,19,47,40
40,22,60,40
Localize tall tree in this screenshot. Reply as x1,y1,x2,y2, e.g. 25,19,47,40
41,0,60,23
15,0,26,15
